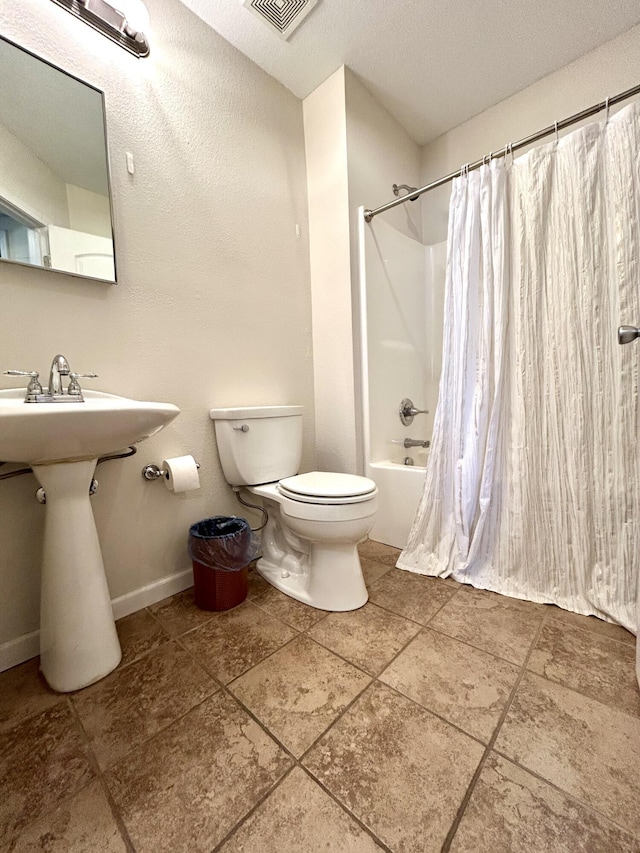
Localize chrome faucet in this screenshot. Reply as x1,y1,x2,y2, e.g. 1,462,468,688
48,354,71,395
3,355,97,402
402,438,430,449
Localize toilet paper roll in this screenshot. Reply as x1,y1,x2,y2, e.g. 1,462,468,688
162,455,200,493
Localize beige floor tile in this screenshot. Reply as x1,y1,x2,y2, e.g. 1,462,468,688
252,585,327,631
180,600,296,683
495,672,640,837
529,620,640,716
450,752,640,853
219,767,384,852
4,781,127,853
229,635,371,757
307,602,421,675
380,628,520,742
546,604,636,646
303,681,484,853
105,692,291,853
116,608,170,667
0,658,60,734
72,641,217,769
360,557,392,586
149,588,217,635
246,565,270,599
430,587,544,664
368,569,456,624
358,539,402,566
0,703,94,845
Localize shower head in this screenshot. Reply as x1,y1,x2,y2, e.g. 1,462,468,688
618,325,640,345
392,184,420,202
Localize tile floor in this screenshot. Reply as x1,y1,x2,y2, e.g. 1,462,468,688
1,540,640,852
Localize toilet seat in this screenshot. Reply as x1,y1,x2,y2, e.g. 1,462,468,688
278,471,377,505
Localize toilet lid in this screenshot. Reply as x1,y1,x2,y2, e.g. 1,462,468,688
278,472,377,504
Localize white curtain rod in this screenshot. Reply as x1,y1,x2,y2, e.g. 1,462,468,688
363,81,640,223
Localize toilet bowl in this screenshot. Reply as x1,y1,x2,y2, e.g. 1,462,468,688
209,407,378,611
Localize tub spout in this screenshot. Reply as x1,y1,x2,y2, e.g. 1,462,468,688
403,438,430,449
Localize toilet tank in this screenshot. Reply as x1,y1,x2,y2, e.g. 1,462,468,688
209,405,304,486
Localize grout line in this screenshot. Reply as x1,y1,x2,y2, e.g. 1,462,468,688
298,765,394,853
68,641,221,779
366,581,460,630
440,611,548,852
425,620,540,669
521,607,640,722
222,633,307,688
209,765,298,853
490,747,640,841
545,610,637,648
176,632,392,852
66,698,137,853
372,678,489,750
173,633,301,762
296,673,375,763
7,570,635,852
303,615,422,679
521,666,640,722
178,627,389,847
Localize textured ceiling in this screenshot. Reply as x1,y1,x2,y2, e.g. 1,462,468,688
178,0,640,145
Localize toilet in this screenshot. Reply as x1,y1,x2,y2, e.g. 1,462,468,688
209,405,378,611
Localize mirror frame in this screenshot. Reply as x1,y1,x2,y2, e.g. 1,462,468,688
0,34,118,284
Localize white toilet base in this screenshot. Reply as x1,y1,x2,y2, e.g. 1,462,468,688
256,540,368,611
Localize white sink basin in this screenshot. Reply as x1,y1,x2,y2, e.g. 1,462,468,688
2,385,181,693
0,388,180,464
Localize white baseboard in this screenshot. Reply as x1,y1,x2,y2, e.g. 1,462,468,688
0,631,41,673
0,567,194,674
111,568,193,620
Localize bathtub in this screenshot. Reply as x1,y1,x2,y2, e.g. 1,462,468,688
366,460,426,549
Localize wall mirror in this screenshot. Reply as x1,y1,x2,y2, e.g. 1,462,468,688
0,36,116,283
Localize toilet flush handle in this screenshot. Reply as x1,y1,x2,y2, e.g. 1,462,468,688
233,424,250,432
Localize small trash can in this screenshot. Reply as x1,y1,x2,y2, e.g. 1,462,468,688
188,516,258,611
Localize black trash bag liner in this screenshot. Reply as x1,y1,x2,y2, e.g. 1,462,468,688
188,516,259,572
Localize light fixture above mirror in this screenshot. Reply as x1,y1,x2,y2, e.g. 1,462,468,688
50,0,150,57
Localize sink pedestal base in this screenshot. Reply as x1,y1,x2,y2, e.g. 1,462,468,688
33,459,122,693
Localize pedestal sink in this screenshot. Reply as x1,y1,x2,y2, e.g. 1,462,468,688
0,389,180,692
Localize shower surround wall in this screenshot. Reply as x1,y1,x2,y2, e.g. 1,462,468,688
359,214,445,547
303,67,422,475
0,0,314,670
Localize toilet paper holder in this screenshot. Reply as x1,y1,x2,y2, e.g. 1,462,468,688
142,461,200,481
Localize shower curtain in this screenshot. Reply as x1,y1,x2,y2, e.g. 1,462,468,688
398,103,640,631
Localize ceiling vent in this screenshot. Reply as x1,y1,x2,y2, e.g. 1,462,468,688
241,0,319,40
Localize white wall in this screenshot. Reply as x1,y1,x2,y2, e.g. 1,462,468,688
0,0,314,667
421,23,640,242
303,67,422,474
303,68,354,473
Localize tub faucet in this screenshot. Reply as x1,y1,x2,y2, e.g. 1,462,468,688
403,438,430,449
48,354,71,395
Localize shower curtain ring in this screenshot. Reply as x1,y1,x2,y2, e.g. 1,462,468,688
604,96,611,124
507,142,514,166
554,120,559,145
